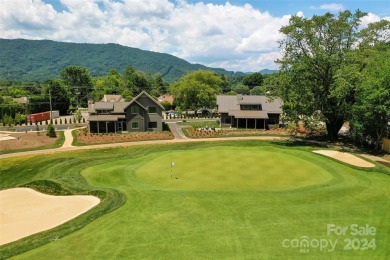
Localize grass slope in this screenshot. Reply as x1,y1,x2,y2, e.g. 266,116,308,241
1,141,389,259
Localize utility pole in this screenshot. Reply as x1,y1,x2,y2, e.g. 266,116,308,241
49,89,53,123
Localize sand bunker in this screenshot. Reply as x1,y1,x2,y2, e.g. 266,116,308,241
0,188,100,245
0,133,16,141
313,150,375,168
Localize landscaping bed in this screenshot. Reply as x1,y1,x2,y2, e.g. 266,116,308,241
183,127,292,138
0,131,64,154
74,130,174,145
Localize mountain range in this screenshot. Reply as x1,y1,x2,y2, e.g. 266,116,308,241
0,39,276,83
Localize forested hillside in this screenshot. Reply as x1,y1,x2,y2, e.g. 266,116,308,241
0,39,243,82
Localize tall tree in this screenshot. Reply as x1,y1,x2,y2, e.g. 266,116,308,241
277,10,367,141
243,72,263,89
170,70,223,110
61,66,92,108
350,45,390,150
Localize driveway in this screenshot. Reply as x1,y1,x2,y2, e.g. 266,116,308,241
165,122,189,139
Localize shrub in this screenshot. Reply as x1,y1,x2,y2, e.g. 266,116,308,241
60,118,62,124
65,118,67,124
47,123,56,138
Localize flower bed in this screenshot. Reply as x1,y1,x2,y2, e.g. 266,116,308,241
75,131,174,145
184,127,292,138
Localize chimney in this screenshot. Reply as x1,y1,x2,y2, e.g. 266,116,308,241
237,94,243,101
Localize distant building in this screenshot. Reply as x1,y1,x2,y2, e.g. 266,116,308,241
217,94,283,129
88,91,165,133
101,94,126,103
12,96,29,104
157,95,174,105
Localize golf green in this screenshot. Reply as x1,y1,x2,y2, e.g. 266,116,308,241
136,147,333,190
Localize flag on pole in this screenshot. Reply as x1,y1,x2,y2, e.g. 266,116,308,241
170,161,174,179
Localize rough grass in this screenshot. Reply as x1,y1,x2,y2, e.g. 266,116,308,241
1,141,389,259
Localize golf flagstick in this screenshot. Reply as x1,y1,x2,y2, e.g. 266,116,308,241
171,161,174,179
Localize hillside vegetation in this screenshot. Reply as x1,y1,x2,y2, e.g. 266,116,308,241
0,39,244,83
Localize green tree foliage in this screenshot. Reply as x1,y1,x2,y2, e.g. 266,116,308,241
28,95,50,114
47,123,56,137
93,69,124,100
0,39,243,83
61,66,93,108
44,79,70,115
251,86,266,95
277,10,368,141
74,109,82,123
0,96,27,123
350,47,390,150
160,101,172,111
242,72,263,89
170,70,223,110
231,84,250,95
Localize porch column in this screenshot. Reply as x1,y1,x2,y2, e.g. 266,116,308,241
236,118,238,128
246,119,248,129
97,122,100,133
106,122,108,133
255,119,257,129
115,122,117,133
263,119,265,130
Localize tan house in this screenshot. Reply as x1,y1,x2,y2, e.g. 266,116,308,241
217,94,283,129
88,91,165,133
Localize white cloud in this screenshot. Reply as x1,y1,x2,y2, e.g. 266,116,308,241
1,0,385,73
319,3,345,12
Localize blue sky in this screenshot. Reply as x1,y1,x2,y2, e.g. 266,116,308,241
1,0,389,72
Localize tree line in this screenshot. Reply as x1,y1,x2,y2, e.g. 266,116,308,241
0,66,265,123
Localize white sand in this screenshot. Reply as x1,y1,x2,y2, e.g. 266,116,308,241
0,133,16,141
0,188,100,245
313,150,375,168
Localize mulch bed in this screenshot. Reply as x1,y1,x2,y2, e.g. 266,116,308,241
76,131,174,145
0,132,59,151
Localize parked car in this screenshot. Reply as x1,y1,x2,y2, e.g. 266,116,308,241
167,111,178,118
197,108,213,115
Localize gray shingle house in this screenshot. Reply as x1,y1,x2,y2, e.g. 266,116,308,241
88,91,165,133
217,94,283,129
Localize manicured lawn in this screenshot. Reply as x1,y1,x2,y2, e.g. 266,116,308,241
1,141,389,259
178,120,220,128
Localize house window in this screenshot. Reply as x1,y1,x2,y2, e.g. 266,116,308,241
251,105,262,110
131,106,139,114
241,105,251,110
131,121,139,129
148,106,157,114
148,122,157,128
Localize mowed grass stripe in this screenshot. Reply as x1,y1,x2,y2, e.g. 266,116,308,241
1,141,389,259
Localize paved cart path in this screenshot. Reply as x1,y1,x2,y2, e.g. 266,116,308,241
0,125,387,167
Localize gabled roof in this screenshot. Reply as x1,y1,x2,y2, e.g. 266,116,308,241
101,95,125,102
124,91,165,111
158,95,174,104
88,115,126,122
94,102,114,110
217,95,283,114
228,110,269,119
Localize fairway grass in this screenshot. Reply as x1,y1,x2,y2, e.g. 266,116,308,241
1,141,389,259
